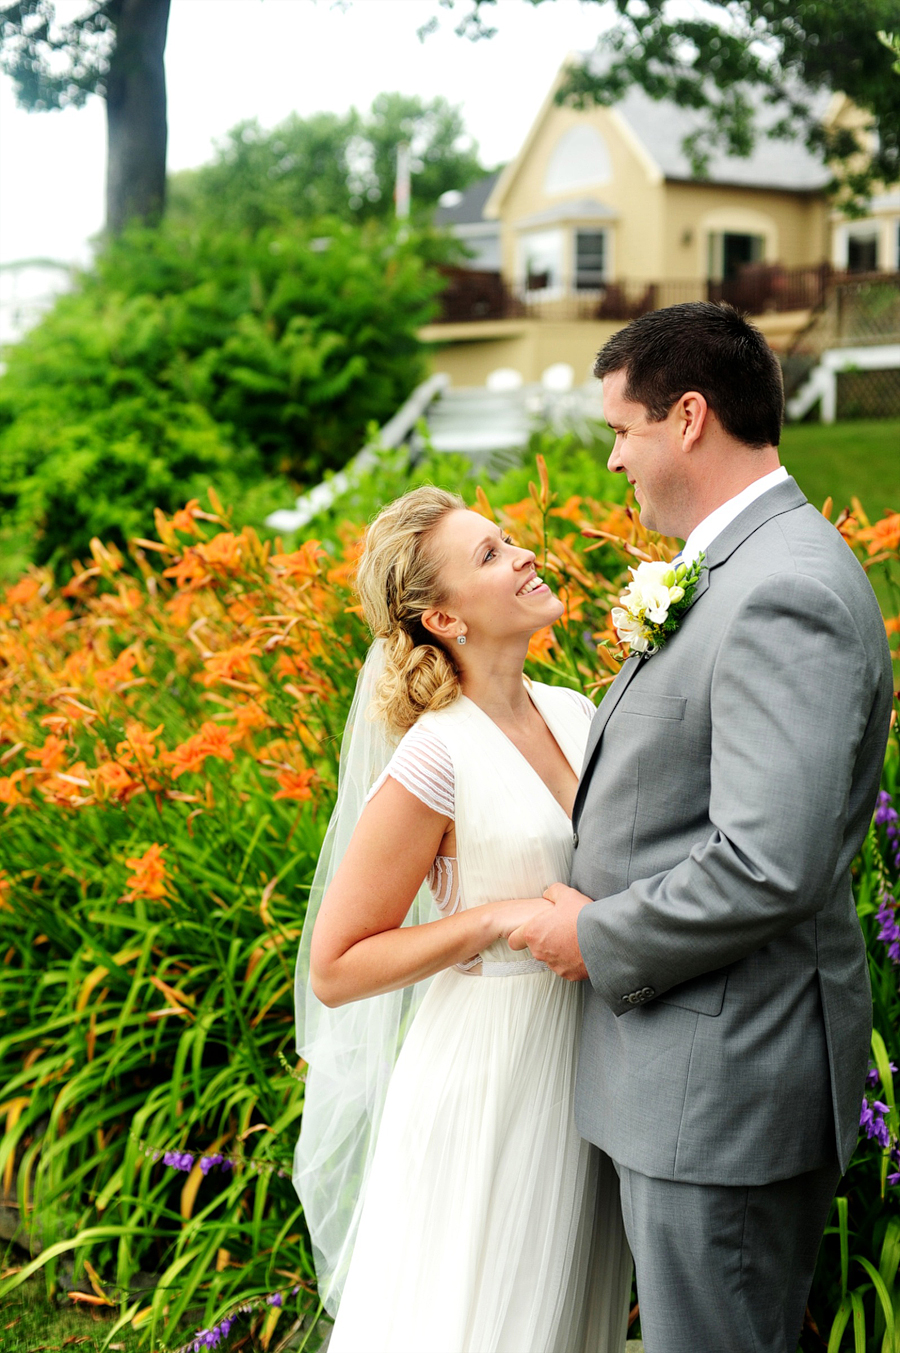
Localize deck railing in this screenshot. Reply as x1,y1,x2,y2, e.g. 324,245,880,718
434,265,899,325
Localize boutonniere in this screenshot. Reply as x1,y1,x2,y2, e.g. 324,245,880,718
611,555,706,657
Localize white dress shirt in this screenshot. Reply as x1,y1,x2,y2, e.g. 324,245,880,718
680,466,789,565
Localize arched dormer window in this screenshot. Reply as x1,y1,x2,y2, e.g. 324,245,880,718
544,126,612,196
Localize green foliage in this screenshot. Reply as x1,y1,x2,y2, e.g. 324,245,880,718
811,745,900,1352
446,0,900,208
169,93,485,232
0,217,442,571
0,766,330,1343
0,0,114,111
559,0,900,208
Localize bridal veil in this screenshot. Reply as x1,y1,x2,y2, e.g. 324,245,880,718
292,640,438,1312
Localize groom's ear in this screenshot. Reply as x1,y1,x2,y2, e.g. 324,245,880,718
677,391,710,453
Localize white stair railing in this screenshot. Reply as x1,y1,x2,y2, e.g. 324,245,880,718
786,344,900,423
264,373,450,534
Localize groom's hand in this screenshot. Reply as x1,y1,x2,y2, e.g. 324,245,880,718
509,883,591,981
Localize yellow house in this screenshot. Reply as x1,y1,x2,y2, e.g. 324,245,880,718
426,60,846,387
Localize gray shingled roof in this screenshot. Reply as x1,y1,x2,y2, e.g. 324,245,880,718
433,171,501,226
435,84,831,231
614,84,831,192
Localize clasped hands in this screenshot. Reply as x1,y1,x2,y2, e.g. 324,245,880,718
500,882,592,982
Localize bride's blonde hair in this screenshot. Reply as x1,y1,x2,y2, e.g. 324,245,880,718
356,486,467,735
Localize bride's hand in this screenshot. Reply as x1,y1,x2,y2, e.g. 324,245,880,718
488,896,553,943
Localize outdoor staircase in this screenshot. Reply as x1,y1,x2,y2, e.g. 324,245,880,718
263,372,607,536
782,277,900,422
417,385,532,469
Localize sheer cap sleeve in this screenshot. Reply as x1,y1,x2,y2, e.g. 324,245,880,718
367,723,455,819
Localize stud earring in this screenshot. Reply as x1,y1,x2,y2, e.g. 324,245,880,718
457,634,466,645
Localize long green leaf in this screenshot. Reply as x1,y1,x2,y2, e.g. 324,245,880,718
856,1256,897,1348
828,1295,853,1353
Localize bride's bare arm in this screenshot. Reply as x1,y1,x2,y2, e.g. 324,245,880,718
309,778,550,1007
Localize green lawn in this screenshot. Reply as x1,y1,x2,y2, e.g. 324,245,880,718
0,1275,143,1351
0,1273,331,1351
780,418,900,522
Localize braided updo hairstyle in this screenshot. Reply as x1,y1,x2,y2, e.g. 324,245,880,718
356,486,467,735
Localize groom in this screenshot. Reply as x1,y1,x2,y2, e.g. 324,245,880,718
511,303,894,1352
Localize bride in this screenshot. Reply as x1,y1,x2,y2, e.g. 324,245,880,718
293,486,632,1353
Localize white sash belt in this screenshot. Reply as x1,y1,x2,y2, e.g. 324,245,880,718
477,958,549,977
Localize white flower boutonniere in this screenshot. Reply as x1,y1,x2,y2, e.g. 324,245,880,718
611,555,706,657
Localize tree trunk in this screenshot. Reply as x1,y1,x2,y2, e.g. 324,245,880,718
105,0,171,234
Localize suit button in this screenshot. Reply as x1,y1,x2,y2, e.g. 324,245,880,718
572,831,579,848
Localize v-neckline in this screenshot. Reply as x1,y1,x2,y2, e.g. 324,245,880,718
457,685,578,822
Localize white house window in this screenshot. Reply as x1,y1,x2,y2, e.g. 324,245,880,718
543,126,612,195
846,228,879,273
575,231,607,289
521,229,564,293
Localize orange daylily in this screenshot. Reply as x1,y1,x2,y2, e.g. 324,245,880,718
227,595,259,625
527,628,556,663
165,590,198,628
166,722,236,778
117,722,164,768
198,532,245,574
858,511,900,557
27,733,68,772
227,702,271,740
40,760,91,806
93,585,144,618
0,769,30,809
551,495,586,524
94,643,141,691
94,760,140,804
123,843,168,903
5,576,41,607
170,499,203,537
271,539,325,581
163,551,211,591
200,639,259,688
273,768,316,802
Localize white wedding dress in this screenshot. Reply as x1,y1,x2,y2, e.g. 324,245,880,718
323,681,632,1353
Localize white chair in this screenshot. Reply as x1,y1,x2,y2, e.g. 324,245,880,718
541,363,575,393
486,367,524,392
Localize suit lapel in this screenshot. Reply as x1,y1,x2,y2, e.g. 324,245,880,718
665,477,807,622
573,476,809,828
699,477,807,572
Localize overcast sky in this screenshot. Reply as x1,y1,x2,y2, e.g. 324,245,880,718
0,0,611,269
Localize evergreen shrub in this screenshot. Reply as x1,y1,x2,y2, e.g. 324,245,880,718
0,220,442,572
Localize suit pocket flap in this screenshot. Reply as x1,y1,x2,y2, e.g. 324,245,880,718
657,970,728,1017
618,692,687,721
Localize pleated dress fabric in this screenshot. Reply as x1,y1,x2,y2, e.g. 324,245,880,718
327,682,632,1353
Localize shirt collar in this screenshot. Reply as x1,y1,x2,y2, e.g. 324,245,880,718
681,466,789,565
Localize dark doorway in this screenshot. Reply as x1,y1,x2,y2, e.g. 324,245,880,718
722,233,763,280
847,233,879,273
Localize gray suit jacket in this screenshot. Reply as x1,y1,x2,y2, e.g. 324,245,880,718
573,478,893,1185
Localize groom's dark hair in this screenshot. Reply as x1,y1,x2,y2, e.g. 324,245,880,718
593,302,784,448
